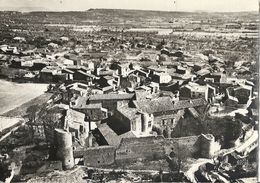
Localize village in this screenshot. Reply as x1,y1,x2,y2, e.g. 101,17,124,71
0,9,258,183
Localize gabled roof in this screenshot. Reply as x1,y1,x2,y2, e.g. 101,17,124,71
133,97,174,114
77,70,96,78
62,68,74,74
98,123,137,146
66,109,85,125
172,98,208,110
98,123,121,146
89,93,134,101
196,69,211,76
181,82,207,93
134,97,207,114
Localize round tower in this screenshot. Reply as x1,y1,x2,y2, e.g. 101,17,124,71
199,134,219,159
54,129,74,170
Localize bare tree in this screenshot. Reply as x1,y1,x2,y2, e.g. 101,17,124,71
26,105,40,139
169,144,190,175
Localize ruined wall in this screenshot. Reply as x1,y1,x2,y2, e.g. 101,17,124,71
84,146,116,167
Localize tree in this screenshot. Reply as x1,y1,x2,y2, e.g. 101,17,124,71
26,105,40,139
38,106,64,144
168,144,190,174
206,117,242,148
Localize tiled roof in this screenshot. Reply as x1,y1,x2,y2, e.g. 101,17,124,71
77,70,96,78
62,68,74,74
134,97,207,114
117,105,139,121
98,123,121,146
66,109,85,124
133,97,174,114
89,93,134,101
172,98,207,110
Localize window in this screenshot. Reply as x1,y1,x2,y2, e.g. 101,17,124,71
148,121,152,128
171,119,175,126
162,119,167,126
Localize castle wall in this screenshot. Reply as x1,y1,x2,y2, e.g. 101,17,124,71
115,136,166,164
83,135,199,167
84,146,116,167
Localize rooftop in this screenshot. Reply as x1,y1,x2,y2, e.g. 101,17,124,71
89,93,134,101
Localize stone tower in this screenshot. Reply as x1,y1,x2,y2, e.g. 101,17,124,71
198,134,221,159
54,128,74,170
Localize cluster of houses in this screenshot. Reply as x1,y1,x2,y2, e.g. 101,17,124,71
0,33,258,180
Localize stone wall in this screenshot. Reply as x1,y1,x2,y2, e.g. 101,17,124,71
83,135,201,167
115,136,166,164
84,146,116,167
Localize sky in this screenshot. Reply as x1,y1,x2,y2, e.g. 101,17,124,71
0,0,258,12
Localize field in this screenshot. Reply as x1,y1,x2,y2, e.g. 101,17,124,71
0,79,48,115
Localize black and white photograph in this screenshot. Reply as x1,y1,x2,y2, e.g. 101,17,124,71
0,0,258,182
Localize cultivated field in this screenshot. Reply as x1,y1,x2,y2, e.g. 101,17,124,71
0,79,48,115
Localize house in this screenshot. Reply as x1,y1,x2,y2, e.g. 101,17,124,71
71,97,108,122
96,67,114,76
205,72,227,83
95,123,137,146
62,68,74,81
152,72,172,84
234,84,252,104
196,69,211,78
131,96,207,137
120,73,141,90
98,75,120,89
33,59,49,70
64,82,89,102
176,65,188,74
116,63,131,77
133,97,178,131
64,109,88,144
13,36,26,42
180,82,208,100
148,65,167,74
97,103,154,146
148,82,160,94
81,61,95,71
40,66,61,82
5,46,18,55
73,70,96,85
97,85,114,94
60,36,69,42
48,43,59,49
224,95,239,107
88,93,135,115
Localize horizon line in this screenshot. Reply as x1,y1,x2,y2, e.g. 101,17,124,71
0,7,258,13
